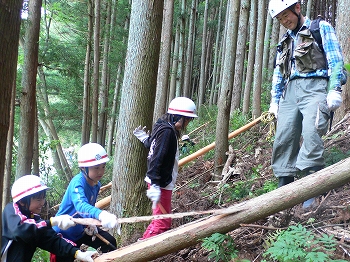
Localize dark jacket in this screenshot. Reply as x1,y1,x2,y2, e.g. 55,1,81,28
1,203,78,262
143,118,178,188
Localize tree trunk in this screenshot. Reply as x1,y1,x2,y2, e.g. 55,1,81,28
91,0,101,143
210,0,223,106
214,0,240,176
169,22,180,103
0,0,23,247
95,157,350,262
251,0,267,119
183,0,197,98
16,0,42,178
197,0,209,110
231,0,250,112
111,0,164,243
98,0,112,145
334,0,350,124
242,0,257,115
153,0,175,124
3,82,16,209
81,0,93,146
175,0,186,97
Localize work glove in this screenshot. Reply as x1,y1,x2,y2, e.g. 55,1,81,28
98,210,118,229
75,250,98,262
146,184,161,208
50,215,76,230
327,89,342,111
133,125,149,143
181,135,190,141
269,103,279,119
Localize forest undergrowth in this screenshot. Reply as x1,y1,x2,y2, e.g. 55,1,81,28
149,111,350,262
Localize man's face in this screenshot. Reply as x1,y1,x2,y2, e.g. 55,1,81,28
276,6,299,30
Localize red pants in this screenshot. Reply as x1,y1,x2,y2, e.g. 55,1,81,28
142,185,172,239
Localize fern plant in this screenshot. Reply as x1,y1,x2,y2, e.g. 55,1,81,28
201,233,238,262
262,224,347,262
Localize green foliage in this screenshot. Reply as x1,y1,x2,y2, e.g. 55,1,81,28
324,147,350,167
201,233,238,262
345,63,350,72
32,248,50,262
262,224,347,262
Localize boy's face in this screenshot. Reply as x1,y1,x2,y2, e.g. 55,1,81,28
29,196,46,214
88,163,106,183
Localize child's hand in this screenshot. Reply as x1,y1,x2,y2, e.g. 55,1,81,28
50,215,76,230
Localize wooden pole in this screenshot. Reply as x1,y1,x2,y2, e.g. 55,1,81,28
94,157,350,261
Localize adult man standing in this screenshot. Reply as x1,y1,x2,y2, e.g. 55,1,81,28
268,0,347,208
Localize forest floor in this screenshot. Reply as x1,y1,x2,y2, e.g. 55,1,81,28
148,112,350,262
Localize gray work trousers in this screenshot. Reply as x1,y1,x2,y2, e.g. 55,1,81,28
271,78,330,178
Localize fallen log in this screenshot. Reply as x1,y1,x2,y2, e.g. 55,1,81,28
94,157,350,261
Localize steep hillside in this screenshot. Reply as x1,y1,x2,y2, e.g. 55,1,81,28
152,112,350,261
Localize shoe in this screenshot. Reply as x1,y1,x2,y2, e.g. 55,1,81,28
278,176,294,188
302,197,316,209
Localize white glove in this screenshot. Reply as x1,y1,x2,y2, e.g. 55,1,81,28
98,210,118,229
146,184,161,207
50,215,76,230
133,125,149,143
75,250,98,262
269,103,279,119
181,135,190,141
327,89,342,111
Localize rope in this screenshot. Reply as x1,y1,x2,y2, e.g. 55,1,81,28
260,111,276,142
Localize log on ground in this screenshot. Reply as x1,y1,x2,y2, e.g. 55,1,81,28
95,157,350,262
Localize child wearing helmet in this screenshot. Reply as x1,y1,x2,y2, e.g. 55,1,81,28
1,175,97,262
52,143,118,262
267,1,346,208
133,97,197,239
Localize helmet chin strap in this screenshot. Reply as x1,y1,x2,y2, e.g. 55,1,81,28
82,167,94,182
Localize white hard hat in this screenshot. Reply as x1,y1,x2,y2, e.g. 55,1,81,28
268,0,298,18
167,97,198,118
11,175,48,203
78,143,109,167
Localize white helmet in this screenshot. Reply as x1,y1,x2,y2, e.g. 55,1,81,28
78,143,109,167
167,97,198,118
268,0,298,18
11,175,48,203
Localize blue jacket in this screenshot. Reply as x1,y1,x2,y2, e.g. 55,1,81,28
53,172,102,242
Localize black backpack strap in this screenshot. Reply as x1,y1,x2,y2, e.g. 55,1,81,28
310,15,324,52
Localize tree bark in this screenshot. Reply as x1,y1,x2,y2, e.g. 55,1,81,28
334,0,350,124
153,0,175,124
95,157,350,261
251,0,267,118
111,0,164,243
0,0,23,248
214,0,240,176
242,0,257,115
81,0,93,146
16,0,42,178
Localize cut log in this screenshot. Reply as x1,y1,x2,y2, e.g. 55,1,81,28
94,157,350,261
